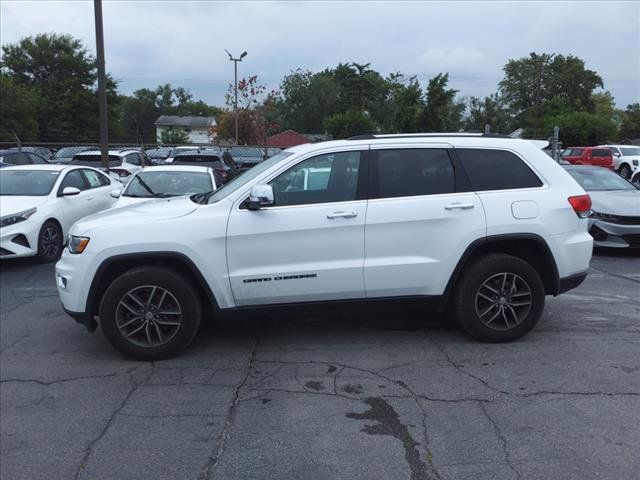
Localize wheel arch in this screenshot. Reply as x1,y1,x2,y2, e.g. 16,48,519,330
85,252,220,319
442,234,560,307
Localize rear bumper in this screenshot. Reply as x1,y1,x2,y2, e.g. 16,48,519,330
558,271,588,294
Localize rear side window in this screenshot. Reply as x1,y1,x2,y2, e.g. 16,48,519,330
82,169,110,188
373,148,455,199
592,149,611,157
457,149,543,191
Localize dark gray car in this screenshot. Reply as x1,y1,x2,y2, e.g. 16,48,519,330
565,165,640,248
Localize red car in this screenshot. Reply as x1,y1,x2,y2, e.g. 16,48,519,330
561,147,614,169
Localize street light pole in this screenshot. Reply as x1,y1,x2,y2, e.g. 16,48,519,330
225,49,247,145
94,0,109,172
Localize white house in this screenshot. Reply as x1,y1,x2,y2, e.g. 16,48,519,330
154,115,216,144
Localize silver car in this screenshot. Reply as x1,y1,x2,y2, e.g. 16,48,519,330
565,165,640,248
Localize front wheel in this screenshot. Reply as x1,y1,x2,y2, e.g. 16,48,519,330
36,220,63,262
619,164,631,179
453,254,545,342
99,266,202,360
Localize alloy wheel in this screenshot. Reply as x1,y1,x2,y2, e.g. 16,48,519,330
116,285,183,347
41,226,60,259
475,272,532,331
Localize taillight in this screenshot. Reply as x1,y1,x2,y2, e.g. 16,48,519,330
568,194,592,218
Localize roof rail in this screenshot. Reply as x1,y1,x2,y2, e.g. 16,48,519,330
346,132,513,141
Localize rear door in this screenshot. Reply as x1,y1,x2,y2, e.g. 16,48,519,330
57,169,94,232
80,168,115,211
364,144,486,297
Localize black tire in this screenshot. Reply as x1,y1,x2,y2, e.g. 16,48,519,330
99,266,202,360
453,253,545,342
619,164,631,179
35,220,63,262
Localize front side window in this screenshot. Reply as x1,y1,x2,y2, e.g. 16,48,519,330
82,169,108,188
126,153,141,166
269,151,361,207
620,147,640,156
59,170,87,191
373,148,455,199
0,170,60,196
457,148,543,191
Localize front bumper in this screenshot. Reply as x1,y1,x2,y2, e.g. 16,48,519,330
63,306,98,332
589,219,640,248
0,222,39,258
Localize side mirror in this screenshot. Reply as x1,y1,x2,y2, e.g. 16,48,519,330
613,152,621,157
62,187,80,196
110,188,122,198
247,184,274,210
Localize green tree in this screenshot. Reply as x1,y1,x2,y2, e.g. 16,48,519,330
619,103,640,140
499,52,603,137
421,73,464,132
0,73,39,141
464,94,513,133
0,33,121,142
160,127,191,144
544,111,617,145
323,109,376,139
384,74,424,133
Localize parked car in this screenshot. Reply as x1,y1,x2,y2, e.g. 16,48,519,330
597,144,640,179
56,133,593,359
0,149,48,166
51,146,93,164
70,149,148,181
1,165,116,262
168,149,239,185
229,146,265,170
564,165,640,248
164,146,201,163
560,147,614,169
144,147,173,165
11,146,54,162
110,165,217,208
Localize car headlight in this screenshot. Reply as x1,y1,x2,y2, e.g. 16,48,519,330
67,235,90,254
0,207,37,228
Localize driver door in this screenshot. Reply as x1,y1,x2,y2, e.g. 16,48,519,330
226,148,368,306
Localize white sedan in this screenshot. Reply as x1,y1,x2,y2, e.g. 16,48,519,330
110,165,217,208
0,165,116,261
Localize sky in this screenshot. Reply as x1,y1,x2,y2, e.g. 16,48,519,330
1,0,638,108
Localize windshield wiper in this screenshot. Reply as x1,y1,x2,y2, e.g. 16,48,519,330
190,190,215,204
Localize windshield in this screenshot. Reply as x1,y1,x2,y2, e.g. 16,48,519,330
207,150,293,203
54,147,87,158
124,171,213,198
566,168,637,191
620,147,640,156
0,170,60,196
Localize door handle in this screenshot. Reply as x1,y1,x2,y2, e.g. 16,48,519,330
444,203,474,210
86,196,94,201
327,211,357,219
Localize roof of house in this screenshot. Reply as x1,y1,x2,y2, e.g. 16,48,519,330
155,115,216,128
266,130,311,148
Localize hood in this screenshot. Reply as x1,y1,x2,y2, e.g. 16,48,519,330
589,190,640,216
0,196,49,217
113,195,155,208
72,195,199,234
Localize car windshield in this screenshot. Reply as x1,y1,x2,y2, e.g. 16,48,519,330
566,168,637,191
206,151,293,204
620,147,640,156
0,170,60,196
53,147,87,158
124,171,213,198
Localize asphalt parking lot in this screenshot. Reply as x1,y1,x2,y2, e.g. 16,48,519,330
1,250,639,480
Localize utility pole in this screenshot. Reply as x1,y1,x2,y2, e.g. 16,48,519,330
94,0,109,171
225,49,247,145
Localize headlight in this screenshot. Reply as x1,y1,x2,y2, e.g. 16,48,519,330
67,235,90,254
0,207,37,228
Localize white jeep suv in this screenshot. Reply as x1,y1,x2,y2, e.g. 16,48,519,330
56,134,593,359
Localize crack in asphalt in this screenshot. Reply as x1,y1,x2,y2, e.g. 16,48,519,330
198,336,259,480
590,265,640,285
478,401,522,480
73,364,154,480
0,370,138,386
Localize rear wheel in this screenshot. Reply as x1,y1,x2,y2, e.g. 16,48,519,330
36,220,63,262
99,266,202,360
453,254,545,342
619,164,631,179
